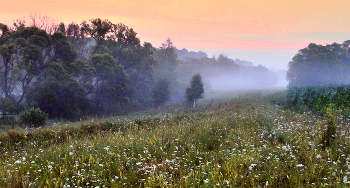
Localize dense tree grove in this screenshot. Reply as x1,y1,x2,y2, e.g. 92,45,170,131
287,41,350,87
0,17,280,120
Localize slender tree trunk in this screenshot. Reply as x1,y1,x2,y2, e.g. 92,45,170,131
193,99,196,109
3,61,9,98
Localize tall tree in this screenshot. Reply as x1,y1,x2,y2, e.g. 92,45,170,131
90,53,128,114
186,74,204,108
108,23,141,65
80,18,113,54
51,31,77,64
155,38,178,101
28,62,89,120
287,43,342,87
152,78,170,108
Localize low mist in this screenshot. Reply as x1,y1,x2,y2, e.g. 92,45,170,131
175,49,286,99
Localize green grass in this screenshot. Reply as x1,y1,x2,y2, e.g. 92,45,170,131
1,90,350,187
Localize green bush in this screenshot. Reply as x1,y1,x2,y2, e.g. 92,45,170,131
19,108,48,127
0,116,17,126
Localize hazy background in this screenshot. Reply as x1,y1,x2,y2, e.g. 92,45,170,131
2,0,350,70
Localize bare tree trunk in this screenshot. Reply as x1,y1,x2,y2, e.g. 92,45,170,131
193,99,196,109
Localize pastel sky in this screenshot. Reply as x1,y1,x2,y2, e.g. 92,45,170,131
2,0,350,69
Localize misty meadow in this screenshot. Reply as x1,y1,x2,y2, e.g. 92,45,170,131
1,17,350,187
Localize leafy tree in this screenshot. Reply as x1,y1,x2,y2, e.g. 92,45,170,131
66,22,92,61
125,42,156,109
68,60,95,94
287,43,342,87
57,22,66,35
81,18,113,54
28,62,90,120
186,74,204,108
0,23,10,37
155,38,179,101
0,97,16,114
0,38,19,99
90,53,129,114
51,31,77,64
152,78,170,108
107,23,141,65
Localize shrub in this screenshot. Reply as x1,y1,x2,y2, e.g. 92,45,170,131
19,108,48,127
0,115,17,126
321,105,337,149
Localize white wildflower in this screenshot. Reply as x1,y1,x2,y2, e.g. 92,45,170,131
14,160,21,164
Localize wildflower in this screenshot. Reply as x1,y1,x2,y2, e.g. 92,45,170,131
104,146,110,151
48,165,53,170
204,179,209,183
224,180,230,185
249,164,257,170
69,152,74,156
14,160,21,164
296,164,304,167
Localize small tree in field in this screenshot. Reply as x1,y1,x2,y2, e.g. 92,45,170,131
152,78,170,108
186,74,204,108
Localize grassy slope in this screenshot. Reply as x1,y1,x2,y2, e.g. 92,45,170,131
1,90,350,187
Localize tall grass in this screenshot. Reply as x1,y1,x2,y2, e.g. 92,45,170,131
1,91,350,187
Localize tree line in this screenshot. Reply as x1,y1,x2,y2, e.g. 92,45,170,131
0,18,206,120
287,41,350,87
0,16,278,120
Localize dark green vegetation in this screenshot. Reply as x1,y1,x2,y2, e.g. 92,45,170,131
0,17,278,122
186,74,204,108
287,41,350,87
1,91,350,187
152,78,170,108
286,84,350,115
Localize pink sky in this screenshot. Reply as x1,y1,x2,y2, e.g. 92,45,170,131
2,0,350,69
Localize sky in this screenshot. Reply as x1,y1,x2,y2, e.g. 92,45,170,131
2,0,350,70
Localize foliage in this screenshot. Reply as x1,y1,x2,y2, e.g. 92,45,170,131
0,17,280,121
1,91,350,187
154,38,179,101
152,78,170,108
287,41,350,87
0,115,17,126
286,84,350,114
0,97,16,114
90,53,129,114
19,107,47,127
186,74,204,108
51,31,77,64
321,105,337,149
28,62,90,120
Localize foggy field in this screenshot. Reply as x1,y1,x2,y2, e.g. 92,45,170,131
1,0,350,186
1,89,350,187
